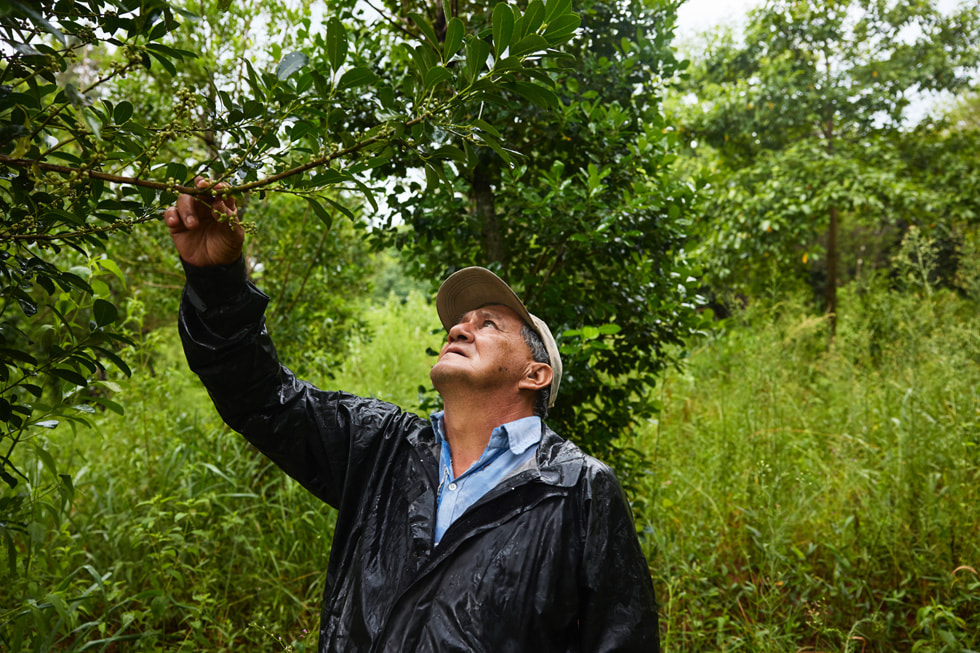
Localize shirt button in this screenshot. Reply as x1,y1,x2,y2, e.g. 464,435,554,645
448,483,458,491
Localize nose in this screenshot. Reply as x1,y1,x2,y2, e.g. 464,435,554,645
448,320,473,342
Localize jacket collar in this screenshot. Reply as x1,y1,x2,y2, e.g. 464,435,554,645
407,419,584,489
535,424,585,488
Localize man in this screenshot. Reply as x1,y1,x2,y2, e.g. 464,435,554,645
164,178,659,652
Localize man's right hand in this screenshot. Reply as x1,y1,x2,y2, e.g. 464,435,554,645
164,176,245,267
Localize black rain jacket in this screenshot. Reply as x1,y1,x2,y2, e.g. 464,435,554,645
178,258,660,653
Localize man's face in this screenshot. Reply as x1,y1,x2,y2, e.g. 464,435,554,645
429,304,533,394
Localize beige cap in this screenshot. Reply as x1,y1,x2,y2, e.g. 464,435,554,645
436,267,562,407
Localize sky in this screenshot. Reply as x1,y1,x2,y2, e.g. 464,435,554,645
675,0,964,40
675,0,760,40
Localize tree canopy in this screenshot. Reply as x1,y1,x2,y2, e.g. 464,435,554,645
376,0,703,464
674,0,980,330
0,0,581,551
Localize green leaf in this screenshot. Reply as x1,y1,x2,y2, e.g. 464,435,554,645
475,131,518,165
92,298,118,326
147,50,177,76
276,51,308,80
543,13,580,44
92,346,132,377
10,0,66,45
431,145,467,164
43,592,72,629
509,34,548,57
82,109,102,141
470,118,501,138
506,81,559,109
522,1,546,37
465,38,491,84
305,197,333,229
424,162,447,191
16,295,37,317
321,195,357,222
113,100,134,124
443,17,464,61
50,368,87,387
409,12,440,50
409,44,436,82
338,66,379,90
303,169,347,187
543,0,572,23
145,42,196,61
243,58,263,97
0,347,38,366
91,396,124,415
492,3,515,58
326,17,348,72
424,65,453,90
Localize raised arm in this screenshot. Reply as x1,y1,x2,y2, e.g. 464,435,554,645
164,180,420,510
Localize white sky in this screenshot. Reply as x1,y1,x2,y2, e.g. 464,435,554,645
676,0,964,40
675,0,760,40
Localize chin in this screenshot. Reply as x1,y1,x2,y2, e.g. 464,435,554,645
430,360,464,389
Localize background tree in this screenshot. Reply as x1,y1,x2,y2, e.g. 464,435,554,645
373,0,703,474
0,0,578,596
674,0,980,332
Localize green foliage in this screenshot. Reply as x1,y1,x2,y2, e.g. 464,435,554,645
376,0,703,473
4,272,979,649
1,334,333,649
639,262,980,649
674,0,980,323
0,0,580,583
245,193,373,376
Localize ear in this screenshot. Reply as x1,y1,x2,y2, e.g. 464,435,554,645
518,362,553,393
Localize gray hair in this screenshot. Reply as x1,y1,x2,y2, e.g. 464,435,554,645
521,323,551,419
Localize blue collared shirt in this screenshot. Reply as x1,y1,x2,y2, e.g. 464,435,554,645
430,411,542,544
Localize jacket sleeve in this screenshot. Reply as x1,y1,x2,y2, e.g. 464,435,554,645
176,256,408,508
577,463,660,652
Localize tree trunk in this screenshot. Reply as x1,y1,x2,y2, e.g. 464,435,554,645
472,163,505,264
826,204,839,338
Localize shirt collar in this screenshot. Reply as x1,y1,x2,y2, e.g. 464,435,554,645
430,411,542,456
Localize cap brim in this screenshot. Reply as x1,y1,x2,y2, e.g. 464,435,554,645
436,267,533,333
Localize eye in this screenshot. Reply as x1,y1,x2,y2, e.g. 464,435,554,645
482,319,498,329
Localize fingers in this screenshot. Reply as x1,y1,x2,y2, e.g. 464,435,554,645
193,175,238,220
163,206,184,233
212,196,237,220
175,191,200,228
165,175,238,235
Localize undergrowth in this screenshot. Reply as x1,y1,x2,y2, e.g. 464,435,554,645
639,281,980,651
2,283,978,650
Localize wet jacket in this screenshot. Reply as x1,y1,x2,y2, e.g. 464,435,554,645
178,258,660,652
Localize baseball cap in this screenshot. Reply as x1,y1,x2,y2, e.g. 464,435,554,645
435,267,562,407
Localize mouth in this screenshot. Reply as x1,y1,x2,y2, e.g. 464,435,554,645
443,346,468,358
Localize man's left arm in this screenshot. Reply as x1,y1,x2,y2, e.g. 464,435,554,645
578,465,660,652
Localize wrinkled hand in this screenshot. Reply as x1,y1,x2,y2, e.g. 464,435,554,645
164,176,244,267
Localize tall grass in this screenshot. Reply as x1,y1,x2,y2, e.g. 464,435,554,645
639,283,980,651
2,285,978,650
